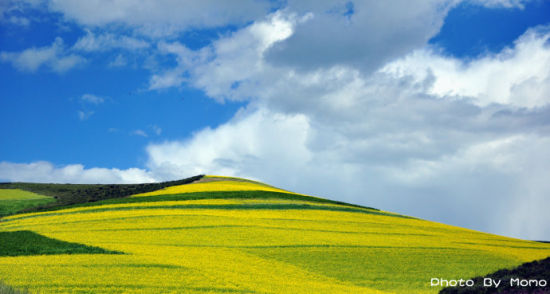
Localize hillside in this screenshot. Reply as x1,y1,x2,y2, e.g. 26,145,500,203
1,175,549,293
0,175,203,215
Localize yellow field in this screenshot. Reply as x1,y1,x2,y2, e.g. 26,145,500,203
132,178,292,197
1,176,549,293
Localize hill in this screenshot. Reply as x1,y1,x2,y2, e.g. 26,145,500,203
0,175,549,293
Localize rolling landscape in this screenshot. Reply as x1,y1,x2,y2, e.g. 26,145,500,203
1,175,549,293
2,1,550,293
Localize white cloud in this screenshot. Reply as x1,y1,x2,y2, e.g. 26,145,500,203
0,161,156,184
150,11,296,93
6,15,30,26
0,37,85,73
73,30,150,52
382,26,550,109
77,110,94,121
146,108,311,179
44,0,274,37
0,1,34,24
108,54,127,67
132,129,148,137
469,0,529,8
264,0,457,72
383,134,550,239
148,40,213,89
81,93,104,104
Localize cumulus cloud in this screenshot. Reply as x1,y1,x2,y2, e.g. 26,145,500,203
264,0,456,72
146,108,311,180
382,26,550,109
0,37,85,73
150,11,296,94
43,0,274,37
0,161,155,184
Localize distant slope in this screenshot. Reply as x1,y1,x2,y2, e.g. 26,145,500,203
0,175,549,293
0,175,204,213
0,189,55,216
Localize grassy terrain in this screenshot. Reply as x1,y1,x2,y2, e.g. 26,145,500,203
0,175,203,212
0,231,121,256
0,175,549,293
0,189,55,217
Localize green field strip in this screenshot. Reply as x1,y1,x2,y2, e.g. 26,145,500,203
0,231,122,256
28,190,379,212
3,203,408,223
453,241,550,250
0,189,56,217
49,263,185,269
0,198,56,217
244,247,521,293
93,242,488,251
55,224,435,237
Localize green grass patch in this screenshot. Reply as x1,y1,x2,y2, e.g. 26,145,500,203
0,231,122,256
0,189,55,217
245,247,520,293
0,199,56,217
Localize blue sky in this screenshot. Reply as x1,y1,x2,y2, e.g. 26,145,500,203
1,0,550,240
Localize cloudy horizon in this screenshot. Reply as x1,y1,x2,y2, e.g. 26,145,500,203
1,0,550,240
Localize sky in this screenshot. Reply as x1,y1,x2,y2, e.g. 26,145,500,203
1,0,549,240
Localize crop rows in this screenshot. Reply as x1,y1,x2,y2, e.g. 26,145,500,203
0,178,549,293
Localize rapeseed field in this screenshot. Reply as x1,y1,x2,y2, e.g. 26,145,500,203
0,176,549,293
